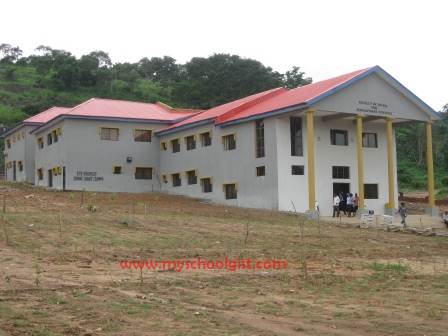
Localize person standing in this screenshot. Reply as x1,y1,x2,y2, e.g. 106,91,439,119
353,193,359,216
339,192,346,216
346,193,353,217
333,194,340,217
396,202,408,227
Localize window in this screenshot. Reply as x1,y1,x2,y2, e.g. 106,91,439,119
290,117,303,156
201,177,212,193
37,137,44,149
185,135,196,150
255,120,265,158
186,170,197,185
6,139,11,149
18,161,23,172
171,139,180,153
47,133,53,145
256,166,265,176
363,132,378,148
161,142,167,151
364,184,379,199
332,166,350,179
135,167,153,180
200,132,212,147
291,165,305,175
222,134,236,150
330,129,348,146
113,166,122,174
172,173,181,187
100,127,119,141
224,183,237,199
134,129,152,142
52,129,58,143
162,175,168,184
37,168,43,181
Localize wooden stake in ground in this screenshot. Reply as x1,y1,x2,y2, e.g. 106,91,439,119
2,214,9,245
2,194,6,214
58,211,62,241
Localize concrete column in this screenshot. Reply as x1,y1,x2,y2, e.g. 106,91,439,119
385,117,395,213
306,110,316,213
355,115,365,210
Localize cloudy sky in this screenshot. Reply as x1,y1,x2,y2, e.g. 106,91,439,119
2,0,446,110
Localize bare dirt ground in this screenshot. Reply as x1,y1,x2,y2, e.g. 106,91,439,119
0,182,447,336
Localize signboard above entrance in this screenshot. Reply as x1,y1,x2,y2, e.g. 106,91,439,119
356,100,392,116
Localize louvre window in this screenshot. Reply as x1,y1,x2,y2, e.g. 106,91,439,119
201,177,212,193
332,166,350,179
185,135,196,150
224,183,237,199
290,117,303,156
291,165,304,175
255,120,265,158
186,170,197,185
200,132,212,147
100,127,119,141
172,173,181,187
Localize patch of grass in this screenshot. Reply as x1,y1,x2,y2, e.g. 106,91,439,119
368,262,409,273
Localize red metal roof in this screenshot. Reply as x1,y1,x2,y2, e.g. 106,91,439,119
64,98,200,121
24,106,71,124
160,67,371,133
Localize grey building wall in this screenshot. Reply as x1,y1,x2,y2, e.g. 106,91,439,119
34,119,166,192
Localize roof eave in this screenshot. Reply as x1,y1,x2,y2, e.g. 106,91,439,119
156,118,215,136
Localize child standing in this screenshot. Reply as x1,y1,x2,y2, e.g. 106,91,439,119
396,202,408,227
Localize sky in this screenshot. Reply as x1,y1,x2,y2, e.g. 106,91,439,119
1,0,446,110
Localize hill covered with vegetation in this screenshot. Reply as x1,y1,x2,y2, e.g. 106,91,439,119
0,43,446,194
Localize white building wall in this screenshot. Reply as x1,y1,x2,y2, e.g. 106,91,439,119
159,119,279,210
4,125,36,183
34,119,165,192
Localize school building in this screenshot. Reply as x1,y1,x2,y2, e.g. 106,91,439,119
2,66,442,216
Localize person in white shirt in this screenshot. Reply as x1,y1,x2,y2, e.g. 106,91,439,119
333,194,340,217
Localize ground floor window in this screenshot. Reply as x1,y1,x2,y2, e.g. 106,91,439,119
224,183,237,199
186,170,197,184
201,177,212,193
364,184,379,199
162,175,168,184
18,161,23,171
291,165,304,175
172,173,181,187
362,132,378,148
113,166,122,174
135,167,152,180
256,166,265,176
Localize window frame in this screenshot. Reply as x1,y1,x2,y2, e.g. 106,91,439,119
171,138,181,153
172,173,181,187
290,116,303,156
100,127,119,141
134,129,152,142
291,165,305,175
135,167,153,180
200,177,213,193
113,166,122,175
256,166,266,177
255,119,265,158
330,129,348,146
362,132,378,148
185,135,196,151
222,134,236,151
47,133,53,146
186,169,198,185
223,183,238,200
332,166,350,179
200,131,212,147
364,184,379,199
37,168,43,181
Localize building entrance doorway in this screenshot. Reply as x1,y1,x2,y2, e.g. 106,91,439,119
13,161,16,181
333,182,350,196
62,167,66,191
48,169,53,187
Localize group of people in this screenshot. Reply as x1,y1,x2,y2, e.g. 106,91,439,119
332,192,359,217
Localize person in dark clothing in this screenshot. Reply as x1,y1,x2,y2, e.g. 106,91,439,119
339,191,347,215
396,202,408,227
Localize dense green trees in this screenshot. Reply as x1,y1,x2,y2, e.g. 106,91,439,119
0,44,446,193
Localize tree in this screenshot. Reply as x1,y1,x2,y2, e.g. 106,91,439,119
137,56,179,83
0,44,23,63
284,66,312,89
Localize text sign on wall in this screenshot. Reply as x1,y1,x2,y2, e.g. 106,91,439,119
73,171,104,182
356,100,392,116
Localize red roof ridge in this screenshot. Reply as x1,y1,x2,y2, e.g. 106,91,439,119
215,87,287,124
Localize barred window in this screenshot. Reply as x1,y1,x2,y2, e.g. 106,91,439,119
332,166,350,179
134,129,152,142
171,139,180,153
200,132,212,147
100,127,119,141
224,183,237,199
135,167,152,180
172,173,181,187
201,177,212,193
186,170,197,185
222,134,236,150
255,119,265,158
185,135,196,150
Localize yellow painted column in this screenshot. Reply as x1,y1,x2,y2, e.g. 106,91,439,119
426,121,435,208
306,110,316,211
386,117,395,209
355,115,365,209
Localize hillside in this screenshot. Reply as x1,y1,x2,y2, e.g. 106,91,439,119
0,44,447,193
